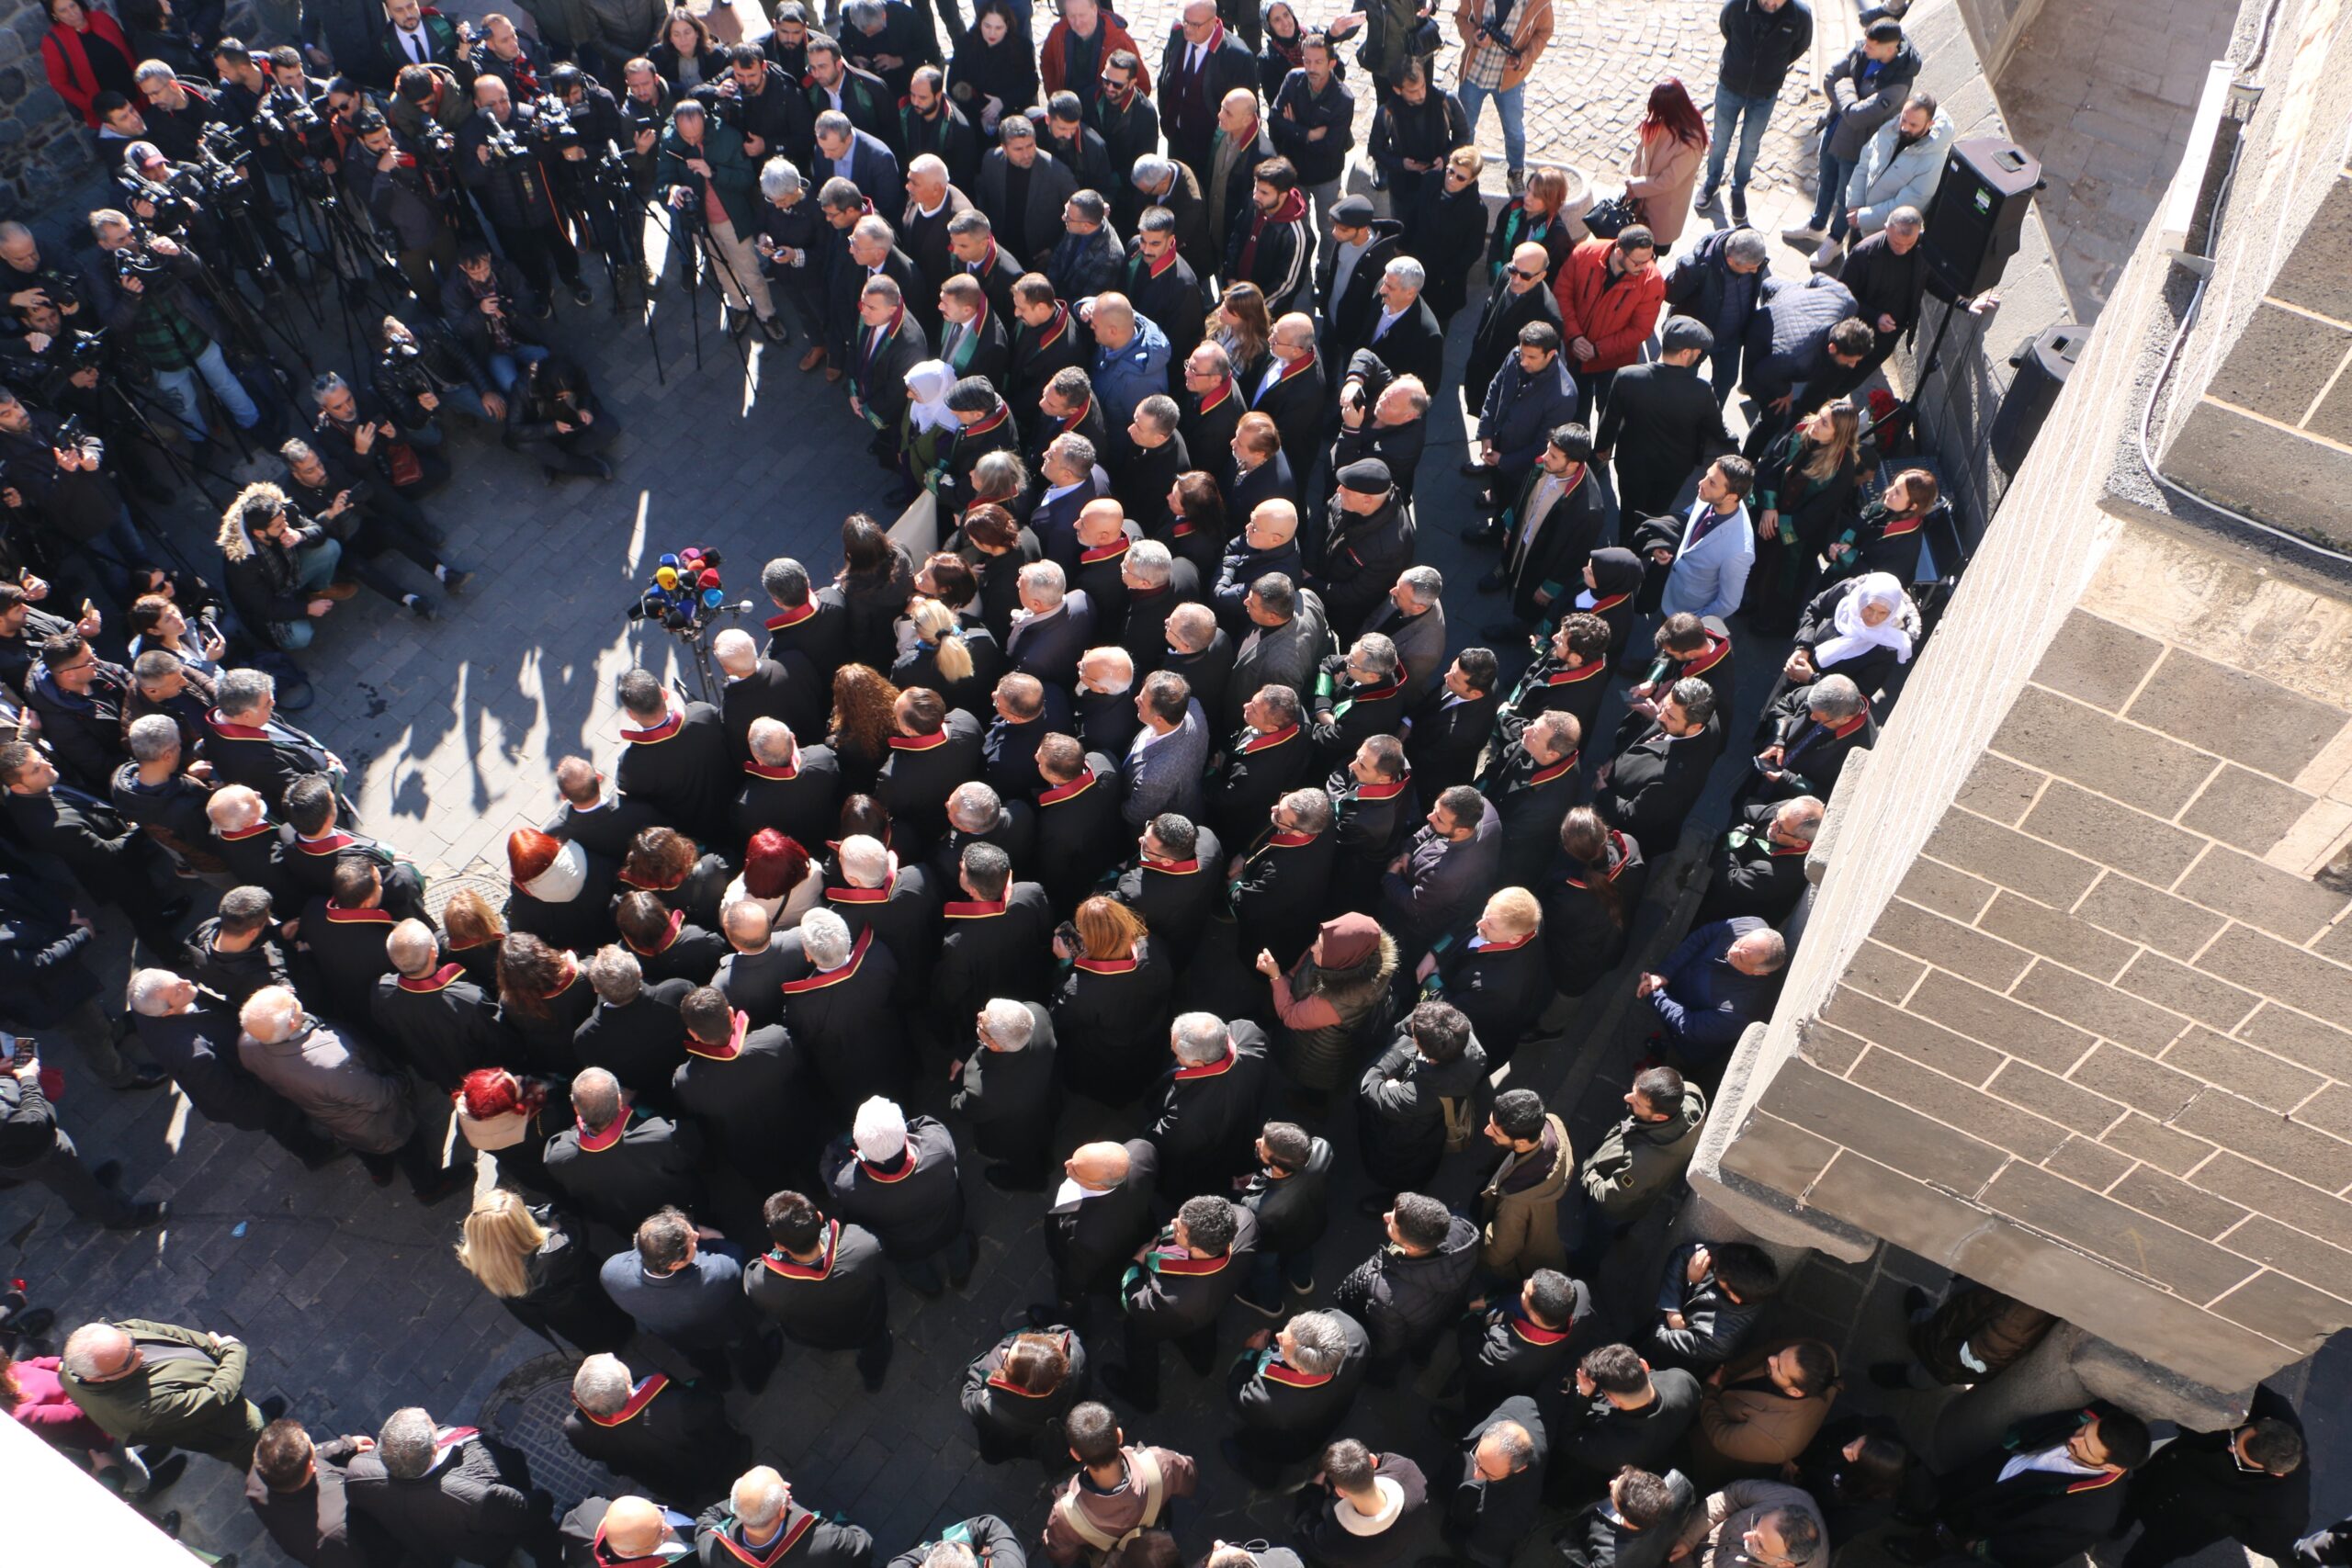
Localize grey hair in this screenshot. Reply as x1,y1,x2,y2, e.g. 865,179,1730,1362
1131,153,1174,187
1781,795,1827,835
947,781,1001,829
1733,928,1790,968
128,967,184,1016
135,59,178,83
310,371,349,402
61,1323,129,1381
1049,432,1097,475
585,945,643,1005
748,716,796,764
1170,1011,1227,1066
126,712,181,761
842,0,883,25
1807,673,1868,722
1887,205,1925,231
979,998,1034,1049
1279,787,1333,832
907,152,948,183
839,833,888,886
999,113,1035,141
733,1468,790,1529
1284,1310,1349,1375
800,907,853,969
278,437,318,466
1353,632,1398,671
760,157,805,201
1397,565,1442,606
851,214,895,248
216,667,274,716
1383,256,1425,291
1126,539,1172,585
1256,683,1302,725
813,109,854,139
572,1354,634,1415
923,1545,978,1568
378,1408,438,1480
238,985,303,1044
1018,560,1067,605
1725,229,1771,267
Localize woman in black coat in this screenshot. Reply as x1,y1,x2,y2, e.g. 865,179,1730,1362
1745,400,1861,636
1540,807,1647,998
835,515,917,671
960,1325,1091,1464
1049,897,1174,1108
891,595,1005,722
944,0,1037,140
958,502,1043,644
1414,148,1494,324
1821,466,1941,591
647,6,721,89
457,1190,635,1353
1757,571,1919,736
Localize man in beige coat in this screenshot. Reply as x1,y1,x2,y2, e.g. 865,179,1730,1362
1688,1337,1839,1481
1477,1089,1574,1276
235,986,464,1201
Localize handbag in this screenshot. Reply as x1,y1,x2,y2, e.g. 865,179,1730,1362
1583,193,1639,239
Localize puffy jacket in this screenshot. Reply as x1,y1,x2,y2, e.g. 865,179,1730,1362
218,509,329,636
1333,1213,1482,1361
1647,1239,1764,1369
1717,0,1812,97
1476,352,1578,477
1357,1030,1491,1190
1554,239,1667,373
1843,106,1954,236
1822,37,1923,161
1090,313,1173,433
1578,1083,1707,1223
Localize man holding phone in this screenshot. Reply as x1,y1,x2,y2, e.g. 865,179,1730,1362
0,1032,168,1227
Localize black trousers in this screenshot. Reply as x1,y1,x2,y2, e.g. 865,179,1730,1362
493,220,582,296
1119,1314,1219,1406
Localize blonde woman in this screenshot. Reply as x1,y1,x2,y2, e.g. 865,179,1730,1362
455,1188,632,1353
890,593,1001,718
1747,400,1863,634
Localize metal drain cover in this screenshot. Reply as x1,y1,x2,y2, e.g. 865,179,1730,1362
481,1350,622,1504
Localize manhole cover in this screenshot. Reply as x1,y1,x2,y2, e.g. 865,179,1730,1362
482,1350,621,1504
425,863,514,926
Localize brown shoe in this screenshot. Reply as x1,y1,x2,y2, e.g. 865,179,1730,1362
824,367,843,384
316,580,361,602
798,344,827,373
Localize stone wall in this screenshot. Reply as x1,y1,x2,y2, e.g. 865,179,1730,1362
1695,0,2352,1398
1952,0,2048,77
0,0,105,215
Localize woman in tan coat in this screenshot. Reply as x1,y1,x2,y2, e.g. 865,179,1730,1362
1690,1337,1840,1480
1624,77,1710,248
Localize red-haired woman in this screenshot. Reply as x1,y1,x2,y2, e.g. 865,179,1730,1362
1624,77,1708,249
723,829,821,926
453,1066,562,1196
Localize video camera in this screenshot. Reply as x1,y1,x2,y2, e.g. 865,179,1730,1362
117,167,201,238
626,546,750,631
522,97,582,157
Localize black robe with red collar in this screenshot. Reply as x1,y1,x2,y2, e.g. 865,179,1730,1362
760,588,855,682
731,743,846,852
1111,822,1225,966
300,896,399,1022
820,863,935,992
1148,1021,1274,1200
1031,757,1127,916
279,823,430,922
741,1218,890,1350
671,1012,805,1188
875,709,986,845
543,1111,708,1239
369,962,524,1089
613,701,736,849
1210,720,1315,851
693,1495,875,1568
780,926,910,1114
1227,1304,1369,1455
933,882,1057,1034
818,1115,967,1262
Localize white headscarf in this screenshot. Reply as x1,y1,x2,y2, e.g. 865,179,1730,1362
1814,572,1919,670
904,360,959,434
520,839,588,903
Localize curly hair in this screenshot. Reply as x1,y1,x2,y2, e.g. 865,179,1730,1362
829,663,901,770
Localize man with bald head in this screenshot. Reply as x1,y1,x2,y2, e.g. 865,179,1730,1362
715,899,797,1028
62,1316,277,1468
1204,85,1275,254
1213,496,1305,637
457,73,591,305
1083,292,1172,458
562,1494,694,1567
1250,312,1329,482
715,626,826,767
1464,240,1566,423
1075,642,1142,757
694,1465,875,1568
1040,1137,1160,1327
1071,500,1138,644
371,916,518,1091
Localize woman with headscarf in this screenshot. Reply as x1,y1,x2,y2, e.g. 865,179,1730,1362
1746,400,1862,636
1256,912,1398,1097
900,360,962,501
1257,0,1309,99
1760,570,1919,734
504,826,618,958
1049,895,1172,1107
1571,547,1644,658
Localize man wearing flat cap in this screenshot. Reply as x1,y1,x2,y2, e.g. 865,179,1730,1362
1317,194,1400,367
1311,458,1416,640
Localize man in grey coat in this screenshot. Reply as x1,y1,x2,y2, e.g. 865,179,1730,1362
1225,577,1331,733
235,986,463,1201
1785,17,1922,256
1672,1480,1827,1568
1377,786,1502,953
1122,671,1209,827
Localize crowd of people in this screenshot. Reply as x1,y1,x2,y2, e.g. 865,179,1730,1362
2,1,2343,1567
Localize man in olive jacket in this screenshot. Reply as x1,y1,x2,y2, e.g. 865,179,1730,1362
61,1317,274,1469
659,100,784,340
1578,1065,1706,1234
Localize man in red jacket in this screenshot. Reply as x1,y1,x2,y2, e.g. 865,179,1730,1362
1554,228,1666,423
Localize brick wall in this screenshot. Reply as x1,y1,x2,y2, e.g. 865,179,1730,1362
1725,514,2352,1389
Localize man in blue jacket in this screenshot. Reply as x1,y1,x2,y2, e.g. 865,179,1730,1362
1637,917,1785,1070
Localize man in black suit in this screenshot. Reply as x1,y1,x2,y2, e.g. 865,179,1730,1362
1317,198,1404,368
1114,812,1224,966
1228,786,1338,966
948,995,1061,1190
545,757,667,864
1596,319,1734,524
1356,258,1446,393
130,967,333,1160
1102,1192,1257,1411
977,118,1079,267
372,919,519,1092
343,1408,558,1568
714,902,800,1029
742,1190,895,1390
1360,566,1448,709
846,275,930,477
1592,679,1726,860
734,718,844,851
1741,673,1873,808
1249,313,1328,482
611,668,735,848
1481,710,1583,875
542,1067,708,1238
1214,493,1306,637
929,782,1039,887
571,945,695,1108
981,672,1071,799
1040,1137,1160,1325
1163,604,1236,735
1003,562,1096,687
878,688,986,843
1892,1406,2150,1568
1330,355,1433,499
1115,541,1202,676
1212,683,1313,849
1124,209,1205,369
759,556,855,676
1182,343,1247,493
202,667,348,814
1462,240,1563,422
0,741,189,950
1490,425,1604,634
1403,649,1502,795
1033,732,1128,913
277,774,429,922
1117,399,1193,542
1031,426,1110,575
934,845,1055,1041
713,629,828,763
1158,0,1256,175
1695,796,1822,927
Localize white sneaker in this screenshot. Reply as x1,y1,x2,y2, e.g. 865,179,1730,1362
1781,223,1825,245
1810,236,1847,272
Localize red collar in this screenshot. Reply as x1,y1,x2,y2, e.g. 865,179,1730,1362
858,1146,918,1182
1172,1047,1237,1080
1145,245,1180,278
219,818,275,842
1355,775,1410,802
1879,512,1923,537
294,829,357,855
1271,353,1316,387
1033,300,1070,350
1564,831,1634,889
1262,1359,1333,1387
780,926,874,992
1349,681,1403,703
204,709,271,739
322,903,392,924
1678,630,1733,677
1057,392,1093,433
888,728,947,750
1509,1303,1572,1345
1547,660,1606,685
624,908,686,956
766,602,816,630
1587,590,1632,614
826,872,896,903
575,1111,628,1152
1827,712,1869,739
760,1221,841,1280
1145,857,1200,874
396,962,466,993
1038,770,1098,805
743,758,798,780
1472,931,1538,953
1080,538,1130,565
1073,951,1139,975
961,402,1011,438
943,897,1008,917
1239,723,1299,753
684,1009,752,1061
1152,1247,1229,1276
574,1372,669,1426
1265,829,1316,847
1528,754,1577,786
1196,378,1235,414
707,1511,816,1567
620,711,684,744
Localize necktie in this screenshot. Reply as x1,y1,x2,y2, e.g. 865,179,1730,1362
1187,43,1204,76
1686,505,1722,550
406,27,426,63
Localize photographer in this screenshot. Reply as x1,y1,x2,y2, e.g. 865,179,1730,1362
542,64,631,278
504,355,615,483
753,157,829,350
346,112,454,299
132,61,217,162
277,437,467,622
0,387,150,611
215,479,348,652
660,98,784,342
117,140,226,260
0,223,104,344
467,12,543,104
717,43,816,169
439,243,548,391
457,74,594,308
390,60,471,142
310,371,450,504
374,313,504,429
88,208,266,443
258,46,338,175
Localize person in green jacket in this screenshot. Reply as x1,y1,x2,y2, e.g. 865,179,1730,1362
1577,1064,1708,1233
59,1318,276,1469
658,100,785,341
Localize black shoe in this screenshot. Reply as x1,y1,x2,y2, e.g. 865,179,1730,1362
93,1160,123,1189
947,1240,976,1292
1475,568,1507,593
1459,460,1494,479
6,1306,55,1339
758,314,788,343
1098,1364,1157,1413
1458,522,1503,547
155,897,193,927
257,1394,288,1423
410,1169,471,1206
728,309,752,340
107,1201,168,1230
276,677,317,713
406,595,439,622
1730,192,1750,226
1901,1284,1931,1316
589,457,614,480
142,1453,187,1495
154,1508,182,1539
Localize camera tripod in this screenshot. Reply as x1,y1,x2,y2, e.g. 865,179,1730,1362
635,594,752,705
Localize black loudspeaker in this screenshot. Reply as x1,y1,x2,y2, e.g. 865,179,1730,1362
1921,138,2044,302
1991,322,2084,473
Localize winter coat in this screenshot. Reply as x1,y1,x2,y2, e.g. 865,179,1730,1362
1906,1283,2055,1385
238,1014,415,1155
1356,1030,1491,1192
1333,1214,1483,1362
1579,1083,1707,1224
57,1318,262,1466
1625,127,1704,248
1717,0,1812,98
1690,1338,1839,1474
1477,1113,1574,1275
1555,240,1667,373
1647,1239,1764,1370
1842,106,1955,235
1821,37,1923,161
1090,314,1173,434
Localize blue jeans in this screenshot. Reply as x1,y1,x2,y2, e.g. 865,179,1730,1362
486,344,551,394
1707,86,1779,195
152,340,260,439
269,536,343,650
1459,80,1527,173
1809,140,1853,232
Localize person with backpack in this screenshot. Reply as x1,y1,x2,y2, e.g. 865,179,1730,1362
1355,1001,1490,1200
1040,1401,1198,1566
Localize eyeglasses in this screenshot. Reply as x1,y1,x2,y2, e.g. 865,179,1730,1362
1510,267,1544,281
